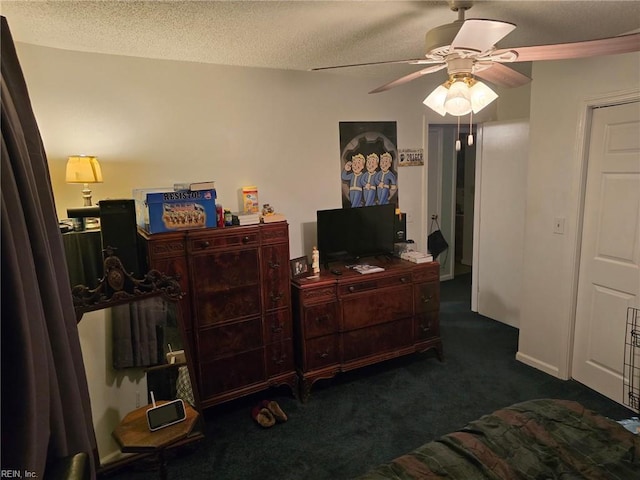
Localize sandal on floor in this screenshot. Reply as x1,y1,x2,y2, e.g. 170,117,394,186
251,405,276,428
262,400,287,423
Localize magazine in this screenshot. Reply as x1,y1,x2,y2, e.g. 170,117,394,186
352,264,385,275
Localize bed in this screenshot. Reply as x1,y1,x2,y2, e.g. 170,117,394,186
356,399,639,479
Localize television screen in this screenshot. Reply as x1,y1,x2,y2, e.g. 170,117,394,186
316,204,396,265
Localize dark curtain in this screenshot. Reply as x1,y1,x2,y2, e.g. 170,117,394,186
1,16,96,478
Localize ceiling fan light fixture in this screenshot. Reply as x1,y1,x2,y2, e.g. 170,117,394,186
469,80,498,113
423,85,449,116
444,79,472,116
424,74,498,116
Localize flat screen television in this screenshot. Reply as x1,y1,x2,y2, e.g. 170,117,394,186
316,204,396,266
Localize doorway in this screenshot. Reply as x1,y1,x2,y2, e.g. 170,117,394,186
454,130,476,277
427,124,475,281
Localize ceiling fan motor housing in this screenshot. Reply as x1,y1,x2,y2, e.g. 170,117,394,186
447,57,475,76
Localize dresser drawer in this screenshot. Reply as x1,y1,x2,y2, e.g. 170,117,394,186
144,235,187,259
303,302,339,339
339,272,412,296
197,317,263,361
414,282,440,313
342,317,413,361
187,228,259,252
199,348,265,398
260,222,289,245
304,335,339,370
341,284,413,330
195,285,261,326
299,285,337,305
190,248,260,290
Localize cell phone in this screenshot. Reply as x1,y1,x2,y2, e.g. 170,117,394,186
146,399,187,432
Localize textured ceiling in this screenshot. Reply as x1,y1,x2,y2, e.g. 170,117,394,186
2,0,640,78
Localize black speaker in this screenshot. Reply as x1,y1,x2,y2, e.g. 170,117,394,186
66,206,100,218
99,199,145,277
394,212,407,242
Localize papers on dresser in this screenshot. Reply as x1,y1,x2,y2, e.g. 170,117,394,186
261,213,286,223
352,264,385,274
235,212,261,225
401,251,433,263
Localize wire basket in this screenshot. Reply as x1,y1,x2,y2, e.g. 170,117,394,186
623,307,640,413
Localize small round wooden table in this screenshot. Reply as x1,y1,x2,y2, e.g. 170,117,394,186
112,401,201,480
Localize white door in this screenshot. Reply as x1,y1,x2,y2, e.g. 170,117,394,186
572,101,640,405
472,120,528,327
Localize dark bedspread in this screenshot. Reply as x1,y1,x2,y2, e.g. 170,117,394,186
356,399,640,480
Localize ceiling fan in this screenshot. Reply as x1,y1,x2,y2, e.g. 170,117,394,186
312,0,640,113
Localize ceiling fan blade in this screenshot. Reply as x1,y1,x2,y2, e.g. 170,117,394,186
369,64,447,94
451,19,516,54
310,58,441,71
474,63,531,88
493,32,640,62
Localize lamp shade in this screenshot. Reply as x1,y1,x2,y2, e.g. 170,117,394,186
469,80,498,114
423,85,449,116
444,80,472,116
65,155,103,184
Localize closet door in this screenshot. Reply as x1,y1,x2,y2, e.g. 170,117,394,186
572,101,640,405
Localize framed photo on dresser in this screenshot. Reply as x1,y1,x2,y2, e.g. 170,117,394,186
290,256,309,278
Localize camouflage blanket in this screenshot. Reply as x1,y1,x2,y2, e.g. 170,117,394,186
356,399,640,480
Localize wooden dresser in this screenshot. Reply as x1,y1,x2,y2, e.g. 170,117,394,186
138,222,297,408
291,259,442,400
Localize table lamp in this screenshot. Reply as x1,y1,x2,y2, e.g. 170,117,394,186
66,155,103,206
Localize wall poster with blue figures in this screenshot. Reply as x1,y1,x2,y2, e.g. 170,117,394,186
339,121,398,209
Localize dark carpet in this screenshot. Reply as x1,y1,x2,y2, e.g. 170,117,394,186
106,273,635,480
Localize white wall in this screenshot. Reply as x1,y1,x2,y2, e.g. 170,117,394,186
16,43,439,257
517,51,640,379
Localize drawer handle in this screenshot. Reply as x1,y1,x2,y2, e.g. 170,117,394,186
348,286,355,293
271,292,283,302
318,351,329,359
400,277,408,283
269,261,281,269
421,294,433,303
274,357,285,365
242,236,250,244
316,314,329,323
200,241,210,249
271,324,283,333
421,322,431,332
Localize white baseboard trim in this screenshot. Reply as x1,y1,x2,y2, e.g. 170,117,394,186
516,351,561,378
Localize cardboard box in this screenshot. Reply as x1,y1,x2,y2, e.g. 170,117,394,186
133,188,217,234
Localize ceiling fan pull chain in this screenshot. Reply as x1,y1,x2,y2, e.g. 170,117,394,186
455,116,462,152
468,110,474,146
